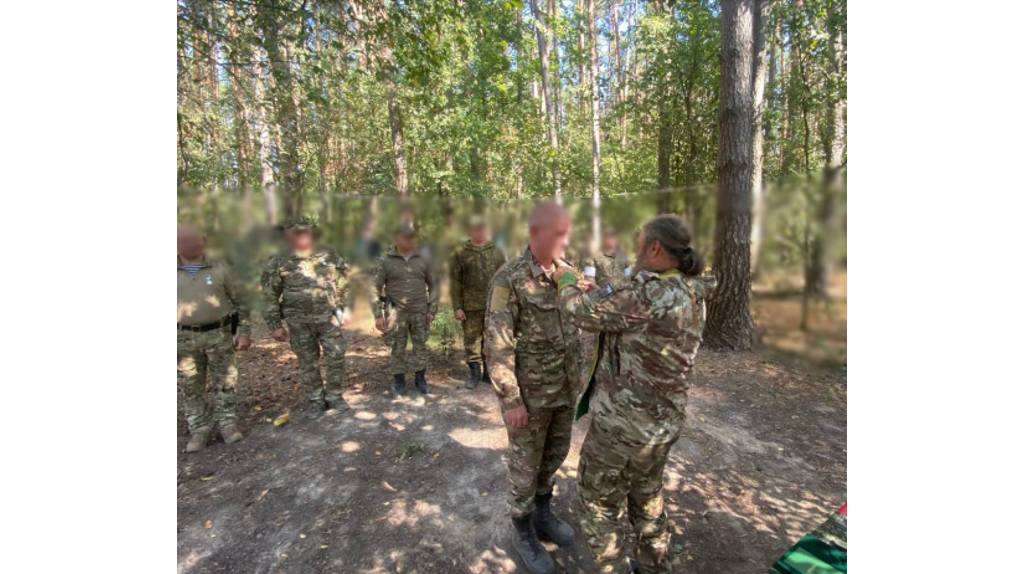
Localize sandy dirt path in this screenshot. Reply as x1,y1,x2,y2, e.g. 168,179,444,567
178,316,846,574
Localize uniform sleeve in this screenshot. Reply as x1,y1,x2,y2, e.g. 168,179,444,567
334,254,353,312
449,251,463,311
558,281,652,334
223,263,252,337
371,258,386,320
260,257,284,331
426,261,439,315
484,271,523,411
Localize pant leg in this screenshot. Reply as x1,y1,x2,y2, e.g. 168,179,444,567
287,321,325,404
389,313,410,375
178,332,212,433
408,312,429,372
318,319,348,406
627,441,675,574
206,329,240,425
578,420,632,574
462,310,485,364
534,404,574,497
504,406,555,518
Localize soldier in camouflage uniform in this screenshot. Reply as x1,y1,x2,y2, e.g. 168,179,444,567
485,202,582,574
373,221,438,395
554,214,716,574
261,216,352,417
450,215,506,389
585,227,632,291
177,224,252,452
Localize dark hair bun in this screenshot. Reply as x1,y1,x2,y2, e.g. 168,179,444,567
679,248,704,276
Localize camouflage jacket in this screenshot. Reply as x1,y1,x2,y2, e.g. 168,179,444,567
177,257,251,337
372,248,438,318
260,248,351,330
558,269,716,444
586,249,631,290
450,240,506,312
485,247,583,411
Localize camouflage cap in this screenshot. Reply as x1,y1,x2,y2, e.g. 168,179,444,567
394,221,417,236
284,215,319,231
467,213,487,228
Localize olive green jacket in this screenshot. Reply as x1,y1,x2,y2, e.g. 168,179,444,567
372,248,438,318
449,240,506,312
177,257,251,336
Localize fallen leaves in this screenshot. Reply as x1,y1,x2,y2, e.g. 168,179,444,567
273,413,290,427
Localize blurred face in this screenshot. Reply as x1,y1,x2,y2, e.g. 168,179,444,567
177,226,204,260
634,229,671,272
634,229,659,271
469,224,489,244
286,229,314,252
601,231,619,254
394,232,417,252
530,211,571,262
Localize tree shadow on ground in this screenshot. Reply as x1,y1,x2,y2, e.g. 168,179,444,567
179,330,845,573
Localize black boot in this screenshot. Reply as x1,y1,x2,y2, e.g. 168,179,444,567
533,492,575,547
414,370,429,394
511,514,554,574
465,362,482,390
393,373,407,395
482,361,492,383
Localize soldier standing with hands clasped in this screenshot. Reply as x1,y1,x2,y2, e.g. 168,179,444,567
177,224,251,452
450,214,506,389
485,201,582,574
373,221,438,396
554,214,716,574
261,216,353,419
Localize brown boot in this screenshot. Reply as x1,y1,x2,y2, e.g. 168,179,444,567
220,423,243,444
186,427,211,453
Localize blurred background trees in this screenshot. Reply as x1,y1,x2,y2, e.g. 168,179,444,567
178,0,846,348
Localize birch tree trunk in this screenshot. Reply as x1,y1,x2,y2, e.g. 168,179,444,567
749,0,771,277
530,0,562,199
705,0,757,351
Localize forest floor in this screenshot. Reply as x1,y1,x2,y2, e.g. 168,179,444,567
177,276,846,574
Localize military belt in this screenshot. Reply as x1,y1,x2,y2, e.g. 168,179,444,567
178,315,232,332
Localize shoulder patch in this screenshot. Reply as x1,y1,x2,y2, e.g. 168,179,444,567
490,285,510,312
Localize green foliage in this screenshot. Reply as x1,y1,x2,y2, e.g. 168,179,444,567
178,0,846,276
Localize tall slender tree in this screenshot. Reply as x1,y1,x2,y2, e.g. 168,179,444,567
587,0,602,253
705,0,758,350
529,0,562,199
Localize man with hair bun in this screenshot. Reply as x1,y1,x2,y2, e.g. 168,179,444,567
554,214,716,574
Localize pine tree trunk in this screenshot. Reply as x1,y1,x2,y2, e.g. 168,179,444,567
257,3,303,219
807,2,846,298
610,0,626,147
587,0,602,256
705,0,757,351
225,2,254,225
253,54,277,224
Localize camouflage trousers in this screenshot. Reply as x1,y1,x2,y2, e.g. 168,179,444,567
503,403,574,518
578,417,676,574
286,318,347,407
177,327,238,433
461,309,485,364
385,310,429,374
